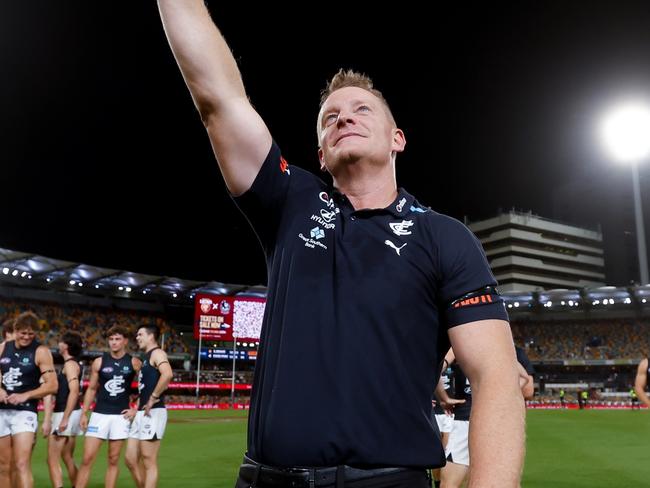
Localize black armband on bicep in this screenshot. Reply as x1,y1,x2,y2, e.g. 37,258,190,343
448,286,501,310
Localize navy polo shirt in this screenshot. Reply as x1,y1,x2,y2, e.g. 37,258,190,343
233,142,508,468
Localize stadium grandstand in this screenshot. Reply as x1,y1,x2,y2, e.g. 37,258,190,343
2,246,650,411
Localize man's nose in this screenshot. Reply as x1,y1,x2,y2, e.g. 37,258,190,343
336,111,355,127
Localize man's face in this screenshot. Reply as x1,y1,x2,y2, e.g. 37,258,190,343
15,327,35,348
58,340,68,354
135,328,151,350
108,334,127,353
317,86,404,175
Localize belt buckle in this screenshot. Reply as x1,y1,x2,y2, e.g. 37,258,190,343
283,467,314,488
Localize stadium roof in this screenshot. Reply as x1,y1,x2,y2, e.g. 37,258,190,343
1,246,649,311
0,247,266,303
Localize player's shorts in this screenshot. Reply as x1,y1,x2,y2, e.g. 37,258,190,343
0,409,38,436
52,409,83,436
129,408,167,440
435,413,454,433
85,412,131,440
445,420,470,466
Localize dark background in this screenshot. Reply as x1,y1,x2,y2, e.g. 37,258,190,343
2,1,650,286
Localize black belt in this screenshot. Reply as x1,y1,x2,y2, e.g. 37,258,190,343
239,455,425,487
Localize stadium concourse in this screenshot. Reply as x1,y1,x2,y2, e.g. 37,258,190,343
1,246,650,411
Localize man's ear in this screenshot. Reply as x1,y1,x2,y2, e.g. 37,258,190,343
318,147,327,171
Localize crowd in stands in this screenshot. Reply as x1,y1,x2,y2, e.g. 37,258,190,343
0,298,188,354
172,369,254,384
166,394,251,406
511,318,650,360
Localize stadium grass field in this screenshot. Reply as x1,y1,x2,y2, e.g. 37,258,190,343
27,409,650,487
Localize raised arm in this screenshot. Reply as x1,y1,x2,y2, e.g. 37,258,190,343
448,319,525,488
157,0,272,195
634,358,650,408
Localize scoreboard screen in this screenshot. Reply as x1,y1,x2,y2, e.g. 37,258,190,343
200,348,258,361
194,294,265,341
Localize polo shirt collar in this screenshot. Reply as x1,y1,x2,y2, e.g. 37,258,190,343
329,187,415,217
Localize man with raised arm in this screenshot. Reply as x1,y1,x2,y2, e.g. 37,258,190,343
157,3,525,486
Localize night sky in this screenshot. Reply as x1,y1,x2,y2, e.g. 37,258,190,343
2,2,650,287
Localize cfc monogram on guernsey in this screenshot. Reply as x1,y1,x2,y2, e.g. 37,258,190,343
94,352,136,415
0,340,42,412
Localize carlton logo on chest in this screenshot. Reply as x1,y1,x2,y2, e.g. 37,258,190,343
105,375,126,396
2,367,23,390
385,219,415,257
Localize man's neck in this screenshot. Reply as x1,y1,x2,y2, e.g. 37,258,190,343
62,352,73,361
333,163,397,210
15,340,32,350
110,350,126,359
145,344,159,353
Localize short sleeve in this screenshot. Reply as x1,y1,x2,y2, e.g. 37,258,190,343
232,141,291,250
436,217,509,328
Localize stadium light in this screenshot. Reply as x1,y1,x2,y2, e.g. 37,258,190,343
125,286,132,292
95,284,100,289
2,268,8,275
11,270,18,276
601,101,650,285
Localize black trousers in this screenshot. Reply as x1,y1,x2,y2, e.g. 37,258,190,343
235,468,431,488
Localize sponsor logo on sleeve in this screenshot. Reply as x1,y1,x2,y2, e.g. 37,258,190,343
280,156,290,175
452,294,495,309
